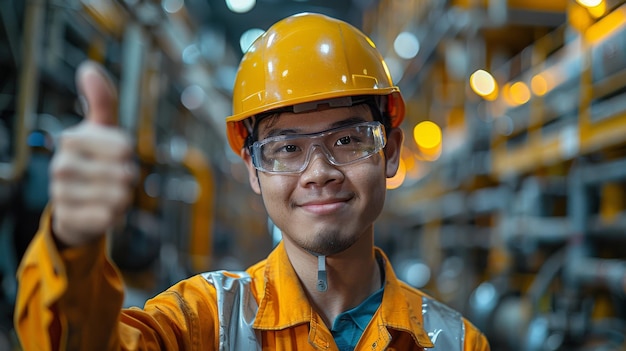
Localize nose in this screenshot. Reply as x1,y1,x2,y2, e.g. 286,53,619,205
299,146,344,187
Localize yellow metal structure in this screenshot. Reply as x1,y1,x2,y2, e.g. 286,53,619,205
451,0,569,12
489,2,626,177
580,4,626,153
183,147,215,273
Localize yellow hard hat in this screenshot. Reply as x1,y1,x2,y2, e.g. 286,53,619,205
225,12,405,155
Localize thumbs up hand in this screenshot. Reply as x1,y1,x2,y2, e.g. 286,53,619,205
50,61,136,247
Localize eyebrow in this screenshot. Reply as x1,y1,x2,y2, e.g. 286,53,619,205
262,116,369,139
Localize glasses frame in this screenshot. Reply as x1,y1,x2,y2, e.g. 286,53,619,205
249,121,387,174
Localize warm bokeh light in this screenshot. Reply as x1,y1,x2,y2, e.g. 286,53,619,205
470,69,498,100
413,121,443,162
509,81,531,105
413,121,442,150
531,74,549,96
387,158,406,189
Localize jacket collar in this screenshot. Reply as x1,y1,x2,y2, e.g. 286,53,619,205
377,249,434,348
253,241,312,330
252,242,434,348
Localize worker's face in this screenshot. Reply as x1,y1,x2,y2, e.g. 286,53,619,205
242,104,403,256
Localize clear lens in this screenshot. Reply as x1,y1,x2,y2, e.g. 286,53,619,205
251,121,386,174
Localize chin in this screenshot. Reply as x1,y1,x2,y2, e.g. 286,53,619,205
302,230,360,256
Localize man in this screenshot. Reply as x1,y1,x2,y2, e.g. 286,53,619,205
15,13,490,350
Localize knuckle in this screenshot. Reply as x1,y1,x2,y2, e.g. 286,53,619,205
49,181,62,200
111,186,131,207
49,154,67,175
123,163,138,184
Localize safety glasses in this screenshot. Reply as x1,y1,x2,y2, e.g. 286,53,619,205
250,121,386,174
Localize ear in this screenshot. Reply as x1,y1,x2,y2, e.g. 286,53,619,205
241,148,262,194
384,127,404,178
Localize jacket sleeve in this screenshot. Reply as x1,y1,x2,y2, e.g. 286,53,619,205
14,208,220,350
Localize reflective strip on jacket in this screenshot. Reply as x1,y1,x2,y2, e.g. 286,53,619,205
15,209,490,350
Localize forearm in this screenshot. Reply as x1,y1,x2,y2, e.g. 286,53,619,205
14,208,124,350
15,207,222,351
59,237,125,350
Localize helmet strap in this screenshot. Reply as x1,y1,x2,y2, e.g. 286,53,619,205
316,255,328,292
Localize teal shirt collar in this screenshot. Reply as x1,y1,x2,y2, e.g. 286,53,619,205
330,255,386,350
331,284,384,332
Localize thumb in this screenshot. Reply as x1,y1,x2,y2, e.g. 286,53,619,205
76,60,118,126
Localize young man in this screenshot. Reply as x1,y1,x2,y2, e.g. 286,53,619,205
15,13,490,350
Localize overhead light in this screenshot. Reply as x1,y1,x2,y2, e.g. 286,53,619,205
469,69,498,100
393,32,420,59
225,0,256,13
181,85,206,110
162,0,184,14
240,28,264,53
182,44,201,64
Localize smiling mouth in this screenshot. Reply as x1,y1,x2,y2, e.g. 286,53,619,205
298,197,352,215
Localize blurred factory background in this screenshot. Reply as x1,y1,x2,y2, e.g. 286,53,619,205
1,0,626,349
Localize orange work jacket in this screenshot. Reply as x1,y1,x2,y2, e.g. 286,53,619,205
15,210,490,350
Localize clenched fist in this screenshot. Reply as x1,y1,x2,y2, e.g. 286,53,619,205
50,61,136,247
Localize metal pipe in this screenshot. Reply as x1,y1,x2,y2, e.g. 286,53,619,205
566,160,626,296
119,22,145,135
569,258,626,297
579,158,626,185
0,0,44,181
183,147,215,273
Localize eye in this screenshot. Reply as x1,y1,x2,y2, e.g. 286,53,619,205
265,138,307,157
336,136,352,146
280,144,299,153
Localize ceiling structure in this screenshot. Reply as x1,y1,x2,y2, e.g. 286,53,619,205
171,0,569,153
